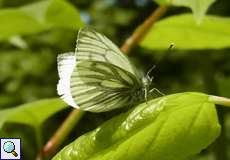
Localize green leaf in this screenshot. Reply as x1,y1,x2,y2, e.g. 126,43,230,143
0,98,68,129
141,14,230,50
9,36,28,49
0,0,84,41
154,0,215,23
53,92,220,160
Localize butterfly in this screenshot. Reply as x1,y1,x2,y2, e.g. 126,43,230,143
57,27,161,112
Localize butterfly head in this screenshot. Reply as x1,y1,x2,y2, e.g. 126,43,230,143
142,75,153,88
141,65,156,101
141,75,153,102
142,66,165,99
143,65,155,88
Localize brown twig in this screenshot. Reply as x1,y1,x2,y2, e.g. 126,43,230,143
39,109,84,159
121,5,168,54
39,5,168,160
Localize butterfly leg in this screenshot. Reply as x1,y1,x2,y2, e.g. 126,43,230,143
144,87,149,104
149,88,165,96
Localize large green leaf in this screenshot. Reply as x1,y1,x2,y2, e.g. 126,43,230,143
53,92,220,160
0,0,83,41
141,14,230,50
154,0,215,23
0,98,68,129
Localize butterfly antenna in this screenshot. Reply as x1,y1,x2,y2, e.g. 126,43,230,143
146,65,156,78
146,43,174,78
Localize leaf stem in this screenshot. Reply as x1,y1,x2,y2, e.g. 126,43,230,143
209,95,230,107
41,109,84,159
121,5,168,54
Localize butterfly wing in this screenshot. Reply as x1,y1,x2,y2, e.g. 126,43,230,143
57,52,79,108
76,28,139,76
71,60,141,112
57,28,142,112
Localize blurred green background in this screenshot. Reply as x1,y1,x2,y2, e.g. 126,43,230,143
0,0,230,159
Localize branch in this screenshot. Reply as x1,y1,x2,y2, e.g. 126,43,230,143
39,109,84,159
121,5,168,54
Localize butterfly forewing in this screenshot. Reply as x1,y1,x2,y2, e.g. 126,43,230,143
57,52,79,108
76,28,139,77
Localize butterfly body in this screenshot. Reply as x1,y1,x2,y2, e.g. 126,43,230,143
57,28,156,112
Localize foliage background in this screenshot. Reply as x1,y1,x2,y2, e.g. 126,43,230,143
0,0,230,160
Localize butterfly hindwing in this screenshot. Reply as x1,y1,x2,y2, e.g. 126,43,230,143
70,61,141,112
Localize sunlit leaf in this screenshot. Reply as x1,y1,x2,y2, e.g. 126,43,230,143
53,92,220,160
141,14,230,50
154,0,215,23
9,36,28,49
0,0,84,41
0,98,68,129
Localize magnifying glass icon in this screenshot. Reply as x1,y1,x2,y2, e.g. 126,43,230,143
3,141,18,157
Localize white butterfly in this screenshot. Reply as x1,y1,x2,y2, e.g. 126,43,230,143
57,28,160,112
